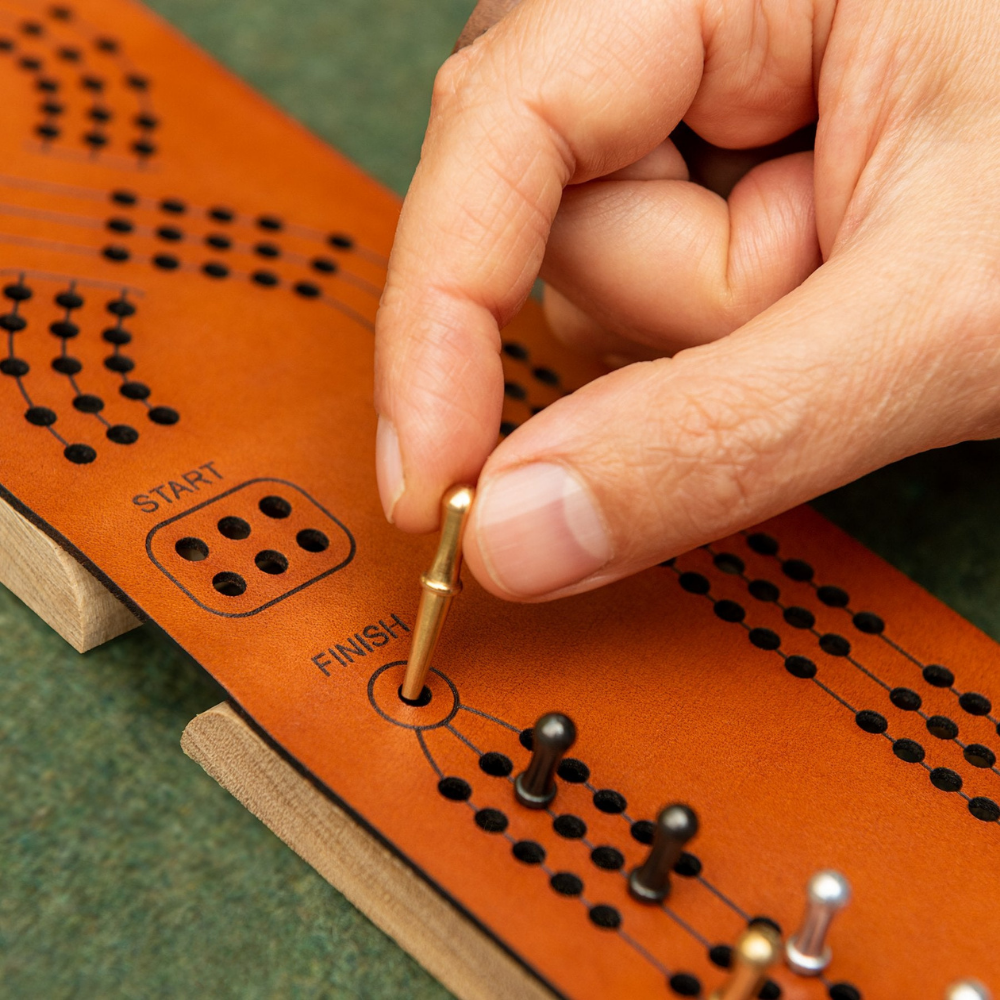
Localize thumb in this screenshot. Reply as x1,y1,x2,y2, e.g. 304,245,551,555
462,246,991,600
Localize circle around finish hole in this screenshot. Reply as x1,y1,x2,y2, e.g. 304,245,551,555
512,840,545,865
259,494,291,519
217,516,251,540
479,751,512,777
892,739,925,764
590,846,624,870
557,758,590,783
212,571,246,597
296,528,329,552
254,549,288,575
436,776,470,801
175,536,208,561
106,424,138,444
397,684,431,707
668,973,700,997
64,443,96,464
588,904,621,930
550,872,583,896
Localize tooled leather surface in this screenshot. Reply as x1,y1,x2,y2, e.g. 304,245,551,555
0,3,997,997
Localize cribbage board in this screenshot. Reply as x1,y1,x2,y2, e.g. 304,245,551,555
0,3,997,999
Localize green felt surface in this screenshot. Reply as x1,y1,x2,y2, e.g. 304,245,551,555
3,3,1000,998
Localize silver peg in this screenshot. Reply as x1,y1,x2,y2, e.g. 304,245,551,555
945,982,992,1000
784,870,851,975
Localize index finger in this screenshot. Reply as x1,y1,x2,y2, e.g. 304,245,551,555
374,0,706,530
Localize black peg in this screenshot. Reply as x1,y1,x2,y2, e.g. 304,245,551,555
628,803,698,903
514,713,576,808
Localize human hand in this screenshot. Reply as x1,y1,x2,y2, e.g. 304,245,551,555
374,0,1000,601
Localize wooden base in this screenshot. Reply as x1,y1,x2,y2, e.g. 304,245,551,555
181,702,558,1000
0,497,139,652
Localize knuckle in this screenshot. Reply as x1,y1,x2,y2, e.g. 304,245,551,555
430,49,477,117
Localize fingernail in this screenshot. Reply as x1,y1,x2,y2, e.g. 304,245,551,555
477,463,612,597
376,416,405,522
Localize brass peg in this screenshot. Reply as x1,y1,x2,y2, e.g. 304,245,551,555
400,485,475,703
709,925,781,1000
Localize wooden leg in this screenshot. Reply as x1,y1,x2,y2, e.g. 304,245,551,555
181,702,557,1000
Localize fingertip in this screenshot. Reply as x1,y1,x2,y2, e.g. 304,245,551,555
375,416,404,524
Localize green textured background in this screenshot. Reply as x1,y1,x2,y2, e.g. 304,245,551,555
2,2,999,998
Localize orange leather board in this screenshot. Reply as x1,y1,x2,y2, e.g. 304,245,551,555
0,3,997,999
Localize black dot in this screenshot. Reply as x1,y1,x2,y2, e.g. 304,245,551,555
328,233,354,249
36,123,60,139
132,142,154,161
20,55,41,70
55,290,83,309
749,628,780,650
175,536,208,561
49,320,78,338
593,789,626,814
100,255,135,283
156,225,183,241
51,356,81,375
40,99,64,115
72,394,103,413
256,214,283,231
25,406,56,426
532,366,559,386
202,262,229,279
251,270,279,287
311,256,338,274
120,381,150,400
259,495,291,518
512,840,545,864
557,758,590,783
969,797,1000,822
148,406,179,425
64,443,96,464
106,217,133,234
498,420,517,437
853,611,885,634
0,314,27,332
80,73,103,91
104,355,134,373
550,872,583,896
50,7,73,21
889,687,922,711
254,549,288,575
21,19,43,34
501,341,528,361
293,281,321,298
519,727,533,751
107,299,135,317
83,131,108,149
95,36,118,52
748,579,780,602
713,552,744,574
254,241,280,258
296,528,329,552
855,710,888,734
819,633,851,657
153,254,180,270
964,744,996,769
668,973,701,997
36,78,59,92
930,767,962,793
159,198,185,214
88,105,111,122
135,113,158,130
959,692,992,716
102,327,131,346
588,905,621,929
1,357,29,376
673,851,702,877
111,190,137,207
926,715,959,740
209,206,234,223
708,945,732,969
782,558,814,582
206,234,231,250
785,655,817,679
783,606,815,629
106,424,137,445
553,814,586,839
0,37,12,51
478,752,512,777
474,808,508,833
713,599,745,623
4,282,32,301
758,982,782,1000
922,664,955,688
398,684,431,708
892,738,925,764
437,777,471,801
503,381,526,400
746,532,779,555
212,572,246,597
218,516,251,540
630,820,654,844
828,985,861,1000
590,846,624,870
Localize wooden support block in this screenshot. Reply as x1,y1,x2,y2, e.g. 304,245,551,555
181,702,556,1000
0,497,140,652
